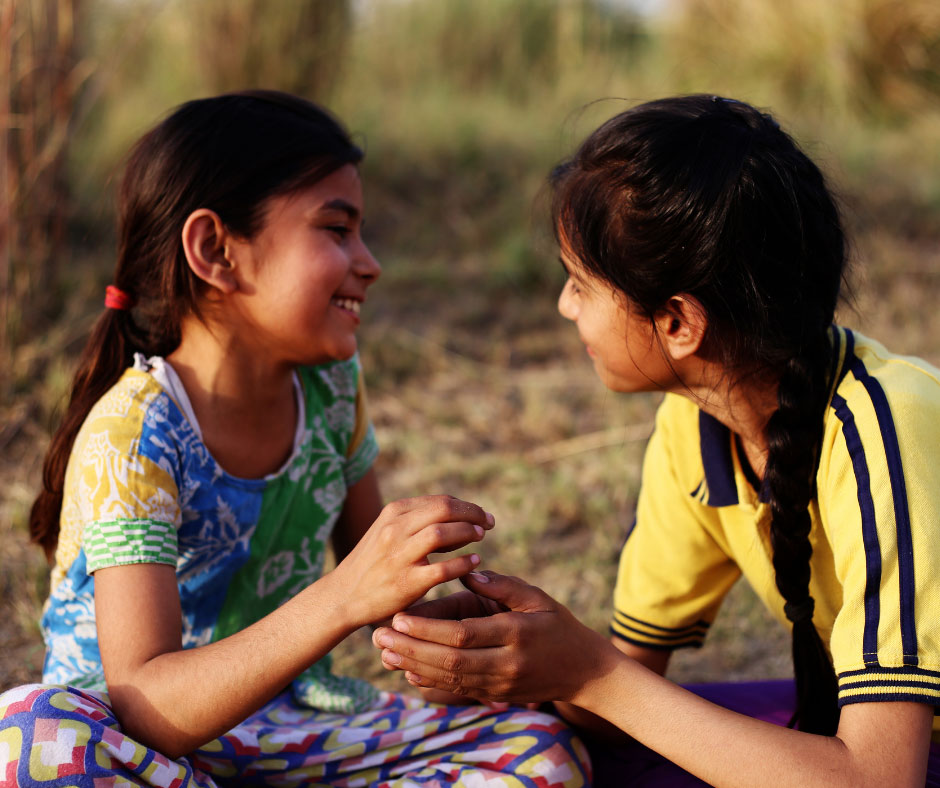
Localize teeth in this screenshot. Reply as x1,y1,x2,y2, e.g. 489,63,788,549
332,297,360,315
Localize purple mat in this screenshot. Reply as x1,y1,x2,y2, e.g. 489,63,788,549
584,679,940,786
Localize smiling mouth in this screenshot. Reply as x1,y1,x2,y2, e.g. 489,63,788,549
331,297,361,315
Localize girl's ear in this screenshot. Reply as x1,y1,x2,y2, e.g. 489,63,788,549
655,295,707,361
181,209,239,295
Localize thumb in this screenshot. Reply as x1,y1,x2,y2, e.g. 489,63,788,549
459,570,555,614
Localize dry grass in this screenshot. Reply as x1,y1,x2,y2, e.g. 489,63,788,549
5,217,933,696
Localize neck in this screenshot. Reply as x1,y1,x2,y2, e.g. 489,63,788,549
166,315,298,478
669,360,778,479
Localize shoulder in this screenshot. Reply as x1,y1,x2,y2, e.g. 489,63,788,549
75,368,173,456
296,355,366,450
820,328,940,504
69,366,200,485
825,328,940,448
297,354,362,404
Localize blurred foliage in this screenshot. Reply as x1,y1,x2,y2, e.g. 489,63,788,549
188,0,352,97
2,0,85,395
665,0,940,118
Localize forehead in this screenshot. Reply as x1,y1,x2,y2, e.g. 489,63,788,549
269,164,363,218
558,239,596,285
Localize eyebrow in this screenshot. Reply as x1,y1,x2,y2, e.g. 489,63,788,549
559,255,588,286
320,198,360,221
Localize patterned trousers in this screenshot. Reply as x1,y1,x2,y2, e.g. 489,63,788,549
0,684,590,787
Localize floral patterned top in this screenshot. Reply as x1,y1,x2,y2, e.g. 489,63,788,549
41,353,380,713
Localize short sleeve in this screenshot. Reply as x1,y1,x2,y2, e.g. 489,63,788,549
67,379,181,574
822,362,940,708
343,366,379,486
611,396,740,650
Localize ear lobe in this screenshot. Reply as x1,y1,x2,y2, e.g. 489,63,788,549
656,295,707,361
181,209,238,295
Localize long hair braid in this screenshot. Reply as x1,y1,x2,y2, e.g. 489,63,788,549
765,324,840,735
551,94,848,736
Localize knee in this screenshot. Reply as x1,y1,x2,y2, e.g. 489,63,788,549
1,684,115,727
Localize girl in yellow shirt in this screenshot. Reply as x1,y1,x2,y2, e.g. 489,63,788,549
374,95,940,787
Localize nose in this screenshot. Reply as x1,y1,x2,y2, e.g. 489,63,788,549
354,239,382,284
557,279,577,321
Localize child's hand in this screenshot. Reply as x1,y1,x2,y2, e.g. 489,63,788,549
330,495,494,630
371,570,612,706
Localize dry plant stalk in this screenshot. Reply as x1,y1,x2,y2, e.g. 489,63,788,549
2,0,80,394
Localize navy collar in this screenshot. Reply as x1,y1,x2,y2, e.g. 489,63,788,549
695,411,770,506
696,411,740,506
693,326,848,508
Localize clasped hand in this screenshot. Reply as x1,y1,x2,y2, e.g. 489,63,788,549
372,570,608,706
330,495,494,629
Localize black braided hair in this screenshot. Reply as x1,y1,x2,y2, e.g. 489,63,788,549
551,95,847,735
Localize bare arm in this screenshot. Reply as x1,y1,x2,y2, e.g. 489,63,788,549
553,636,670,743
96,495,493,758
331,468,382,564
374,572,932,788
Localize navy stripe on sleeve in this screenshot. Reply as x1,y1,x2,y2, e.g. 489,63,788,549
831,391,882,667
609,627,706,651
848,354,919,666
613,609,711,634
838,666,940,708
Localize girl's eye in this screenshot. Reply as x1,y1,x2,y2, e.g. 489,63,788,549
327,225,351,238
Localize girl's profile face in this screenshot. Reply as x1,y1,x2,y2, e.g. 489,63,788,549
227,164,381,366
557,246,672,393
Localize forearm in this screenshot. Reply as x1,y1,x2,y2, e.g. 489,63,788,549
573,650,928,788
553,700,635,744
106,570,354,757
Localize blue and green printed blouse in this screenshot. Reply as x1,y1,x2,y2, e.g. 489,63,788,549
41,353,380,713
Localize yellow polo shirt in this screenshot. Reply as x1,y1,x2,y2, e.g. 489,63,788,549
612,327,940,721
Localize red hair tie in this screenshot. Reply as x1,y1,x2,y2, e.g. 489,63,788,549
104,285,136,311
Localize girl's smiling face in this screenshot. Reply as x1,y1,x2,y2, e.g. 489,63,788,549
228,164,381,366
557,247,674,393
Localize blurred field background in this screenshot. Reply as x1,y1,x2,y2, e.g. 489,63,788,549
2,0,939,695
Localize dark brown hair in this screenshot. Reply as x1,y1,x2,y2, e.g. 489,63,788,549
552,95,847,735
30,90,363,561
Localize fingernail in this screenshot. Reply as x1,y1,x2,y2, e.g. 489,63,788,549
469,570,489,583
406,672,422,685
392,618,410,634
485,511,495,527
469,554,480,566
383,650,401,666
376,634,392,648
473,524,484,538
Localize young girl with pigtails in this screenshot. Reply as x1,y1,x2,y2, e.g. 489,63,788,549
0,91,590,788
374,95,940,786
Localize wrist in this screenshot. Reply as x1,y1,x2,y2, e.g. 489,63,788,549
566,636,628,709
308,568,365,638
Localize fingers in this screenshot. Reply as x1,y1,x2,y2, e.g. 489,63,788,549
380,495,495,536
375,609,517,652
457,570,557,614
376,634,503,699
417,520,486,556
413,553,481,587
